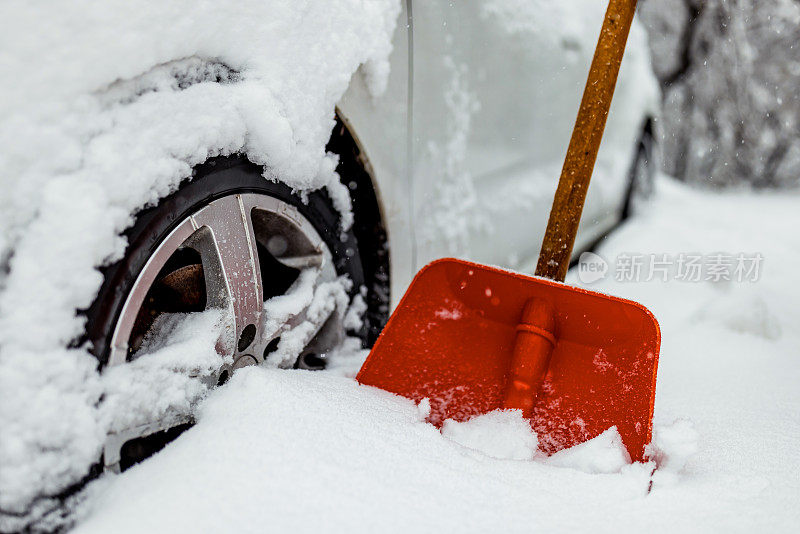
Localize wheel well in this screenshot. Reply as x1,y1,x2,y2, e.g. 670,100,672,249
79,113,390,357
621,117,655,220
328,112,390,345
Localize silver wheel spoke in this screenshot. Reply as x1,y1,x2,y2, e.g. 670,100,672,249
107,219,198,366
188,195,264,359
274,253,325,270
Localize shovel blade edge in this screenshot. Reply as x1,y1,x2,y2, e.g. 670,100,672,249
357,258,660,461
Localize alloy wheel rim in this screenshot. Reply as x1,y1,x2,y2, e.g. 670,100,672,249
102,192,341,471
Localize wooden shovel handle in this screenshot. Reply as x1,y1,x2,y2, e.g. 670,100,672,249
535,0,639,282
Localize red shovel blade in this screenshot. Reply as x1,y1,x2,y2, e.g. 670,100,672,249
357,258,660,461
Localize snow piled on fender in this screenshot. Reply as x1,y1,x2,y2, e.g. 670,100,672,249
0,0,400,528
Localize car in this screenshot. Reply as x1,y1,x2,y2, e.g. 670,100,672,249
0,1,658,530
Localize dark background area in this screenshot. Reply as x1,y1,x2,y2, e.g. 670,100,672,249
639,0,800,189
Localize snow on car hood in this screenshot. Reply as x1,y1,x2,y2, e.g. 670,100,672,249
0,0,400,528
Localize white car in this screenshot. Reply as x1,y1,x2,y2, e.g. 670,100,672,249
0,1,657,530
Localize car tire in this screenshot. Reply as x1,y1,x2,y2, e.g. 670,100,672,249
83,154,372,368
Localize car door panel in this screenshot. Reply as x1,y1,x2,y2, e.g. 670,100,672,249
411,0,658,270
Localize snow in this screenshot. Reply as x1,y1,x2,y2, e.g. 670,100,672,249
0,0,400,529
99,309,228,435
67,175,800,532
342,290,368,333
646,419,699,488
260,269,351,368
545,427,631,475
442,410,539,461
417,55,484,255
1,0,799,528
72,368,655,534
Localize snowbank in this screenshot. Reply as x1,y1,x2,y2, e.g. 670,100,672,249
0,0,400,529
73,368,655,534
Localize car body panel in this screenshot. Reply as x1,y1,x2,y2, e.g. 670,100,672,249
337,1,413,309
339,0,658,307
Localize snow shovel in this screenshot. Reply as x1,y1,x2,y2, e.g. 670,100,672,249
357,0,660,461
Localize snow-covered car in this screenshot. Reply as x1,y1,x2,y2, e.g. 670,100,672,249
0,1,658,530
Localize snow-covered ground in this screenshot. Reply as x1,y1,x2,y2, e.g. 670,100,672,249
72,176,800,532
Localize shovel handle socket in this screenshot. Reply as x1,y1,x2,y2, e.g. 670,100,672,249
503,298,557,417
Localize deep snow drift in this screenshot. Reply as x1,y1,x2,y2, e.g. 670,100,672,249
72,177,800,532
